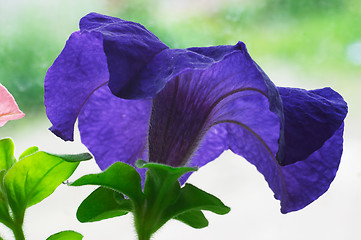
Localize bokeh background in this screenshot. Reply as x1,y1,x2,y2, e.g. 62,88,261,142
1,0,360,239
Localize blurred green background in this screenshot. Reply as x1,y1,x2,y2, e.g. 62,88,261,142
1,0,360,113
0,0,360,239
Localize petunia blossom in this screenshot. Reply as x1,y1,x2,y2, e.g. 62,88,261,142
44,13,347,213
0,83,25,127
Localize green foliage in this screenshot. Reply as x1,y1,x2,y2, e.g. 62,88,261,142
73,160,230,240
173,210,208,229
76,187,131,223
136,160,196,207
166,183,230,216
0,139,17,227
46,153,92,163
265,0,345,16
18,147,39,160
0,139,16,171
0,138,89,239
5,151,80,221
72,162,144,203
0,170,12,227
46,230,83,240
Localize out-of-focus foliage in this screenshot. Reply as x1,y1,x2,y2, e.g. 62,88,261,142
0,0,359,113
0,25,57,113
0,0,107,114
266,0,345,16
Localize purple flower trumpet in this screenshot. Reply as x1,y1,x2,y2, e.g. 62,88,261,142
44,13,347,213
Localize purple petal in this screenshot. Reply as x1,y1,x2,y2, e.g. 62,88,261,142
80,13,254,100
277,87,347,165
179,124,229,184
228,85,347,212
228,117,344,213
79,13,169,99
187,43,247,60
44,31,108,141
148,47,282,170
78,85,152,170
280,124,344,213
134,42,249,99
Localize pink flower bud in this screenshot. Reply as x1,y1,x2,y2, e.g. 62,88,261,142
0,83,25,127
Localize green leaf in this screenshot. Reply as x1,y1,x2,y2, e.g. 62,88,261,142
19,146,39,160
46,230,83,240
0,138,16,171
0,170,12,226
77,187,132,223
174,210,209,229
72,162,144,203
4,151,80,221
136,160,197,183
136,160,196,205
47,153,92,163
134,161,199,235
166,183,230,220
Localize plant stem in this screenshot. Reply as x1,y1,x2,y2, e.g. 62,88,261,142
134,205,152,240
138,231,151,240
11,223,25,240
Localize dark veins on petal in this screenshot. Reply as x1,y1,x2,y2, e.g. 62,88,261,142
148,68,273,167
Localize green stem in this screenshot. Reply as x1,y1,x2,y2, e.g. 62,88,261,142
137,230,151,240
133,162,197,240
134,177,174,240
7,216,25,240
134,204,152,240
11,224,25,240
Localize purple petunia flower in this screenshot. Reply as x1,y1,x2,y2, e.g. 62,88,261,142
44,12,347,213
